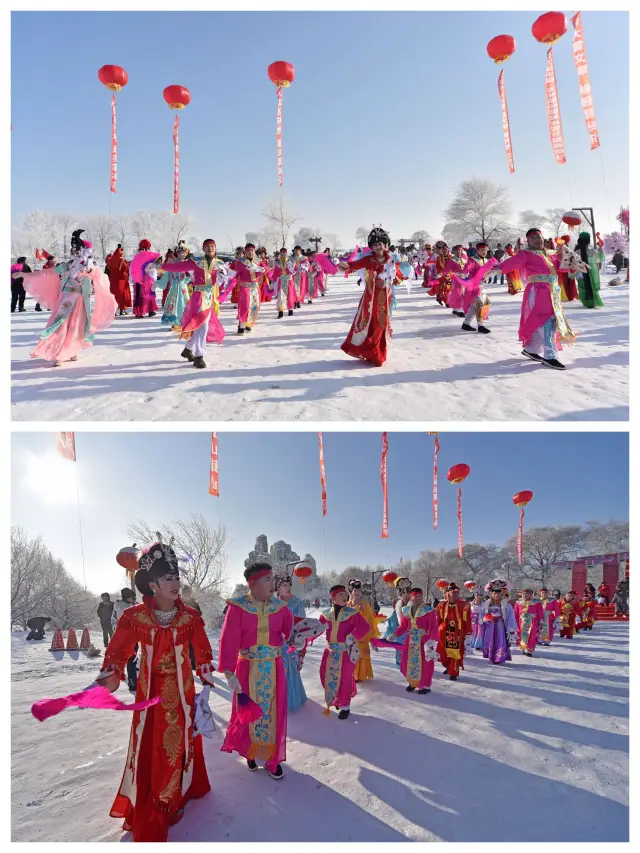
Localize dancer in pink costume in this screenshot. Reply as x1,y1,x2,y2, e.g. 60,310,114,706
449,242,497,333
130,239,159,318
310,252,338,299
273,248,297,318
388,587,439,695
218,563,294,780
233,243,269,335
22,229,116,367
318,585,369,720
257,247,273,303
537,587,562,646
513,589,545,657
162,239,235,369
290,246,309,307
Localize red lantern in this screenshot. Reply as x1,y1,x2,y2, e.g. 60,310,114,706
267,61,295,187
448,464,471,558
294,561,313,585
116,545,140,574
487,35,516,64
532,12,568,45
464,580,477,590
98,65,128,194
382,571,398,588
163,86,191,214
435,578,449,591
513,491,534,565
562,210,582,230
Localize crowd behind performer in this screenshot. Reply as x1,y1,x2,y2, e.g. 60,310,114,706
537,587,562,646
480,580,517,665
388,587,439,695
318,585,370,719
218,562,293,780
436,583,472,681
95,540,216,842
513,588,545,658
347,579,380,682
276,573,308,711
612,582,629,617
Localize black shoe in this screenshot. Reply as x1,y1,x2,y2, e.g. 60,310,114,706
461,323,475,331
405,685,416,692
237,326,245,335
522,349,543,362
148,312,157,317
35,305,42,312
180,347,195,362
449,675,458,681
321,292,325,296
455,311,465,317
417,688,431,695
244,326,251,332
308,299,313,304
247,759,258,772
477,325,491,334
193,356,206,369
277,311,284,318
338,709,350,720
268,764,284,780
542,357,566,370
288,309,294,316
295,302,301,309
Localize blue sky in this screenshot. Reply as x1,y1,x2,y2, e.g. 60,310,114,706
11,11,628,246
11,432,628,594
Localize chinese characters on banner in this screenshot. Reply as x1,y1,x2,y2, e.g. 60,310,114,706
498,70,515,174
56,432,76,462
209,433,219,497
380,432,389,539
110,95,117,193
276,88,283,187
517,508,525,564
545,48,566,165
318,433,327,517
571,12,600,150
433,436,440,529
457,488,463,558
173,116,180,214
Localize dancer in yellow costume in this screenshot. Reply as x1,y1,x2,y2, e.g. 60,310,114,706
347,579,380,682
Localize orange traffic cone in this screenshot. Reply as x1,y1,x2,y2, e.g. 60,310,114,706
79,627,91,650
49,626,65,652
66,628,79,650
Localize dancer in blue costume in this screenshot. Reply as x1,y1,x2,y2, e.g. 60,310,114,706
383,576,412,668
276,574,308,711
161,241,192,328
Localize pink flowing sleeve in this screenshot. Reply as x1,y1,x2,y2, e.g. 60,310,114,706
350,612,371,641
395,613,411,636
217,603,243,673
427,610,439,641
22,269,62,311
160,260,200,275
496,252,524,274
281,607,294,641
88,270,117,333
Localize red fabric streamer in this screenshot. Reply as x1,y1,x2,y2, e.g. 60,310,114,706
276,87,283,187
56,432,76,461
498,70,515,174
433,436,440,529
209,432,219,497
110,94,117,193
517,507,524,564
318,432,327,517
571,12,600,151
173,115,180,214
381,432,389,539
545,47,566,165
457,487,463,558
32,685,160,722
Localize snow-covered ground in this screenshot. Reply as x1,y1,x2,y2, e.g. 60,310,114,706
11,274,628,422
12,619,629,842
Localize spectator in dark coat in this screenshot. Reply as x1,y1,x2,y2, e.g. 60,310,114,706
26,616,52,640
97,593,114,647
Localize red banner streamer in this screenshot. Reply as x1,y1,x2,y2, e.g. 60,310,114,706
545,47,566,165
110,95,117,193
56,432,76,462
209,432,219,497
433,437,440,529
498,70,515,174
276,87,283,187
517,507,525,564
173,115,180,214
380,432,389,539
457,487,463,558
571,12,600,151
318,432,327,517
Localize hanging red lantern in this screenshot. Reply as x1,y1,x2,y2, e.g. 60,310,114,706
562,210,582,230
382,571,398,588
116,545,140,574
532,11,568,45
513,491,534,564
464,580,477,591
447,464,471,559
435,578,450,591
267,61,295,187
487,35,516,64
294,561,313,585
163,86,191,214
98,65,128,195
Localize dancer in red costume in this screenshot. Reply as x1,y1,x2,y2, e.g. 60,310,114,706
107,245,131,315
427,241,454,307
436,583,472,680
338,226,404,367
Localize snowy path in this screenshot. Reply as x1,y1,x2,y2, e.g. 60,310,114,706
11,276,628,422
12,621,628,842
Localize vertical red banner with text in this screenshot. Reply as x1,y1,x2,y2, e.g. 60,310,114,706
276,88,283,187
56,432,76,462
110,95,117,193
173,115,180,214
209,432,219,497
318,432,327,517
545,48,566,165
498,70,515,174
433,436,439,529
571,12,600,150
380,432,389,539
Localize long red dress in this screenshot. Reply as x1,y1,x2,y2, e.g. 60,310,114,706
436,599,472,677
341,252,402,367
100,597,214,842
107,248,131,311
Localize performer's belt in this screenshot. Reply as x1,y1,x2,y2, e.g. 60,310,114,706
327,642,347,652
239,644,282,661
194,284,213,293
63,283,83,293
528,274,557,284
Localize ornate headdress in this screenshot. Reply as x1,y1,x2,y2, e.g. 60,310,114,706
485,579,508,593
348,578,362,590
367,226,390,248
138,538,179,575
394,576,412,592
274,574,292,591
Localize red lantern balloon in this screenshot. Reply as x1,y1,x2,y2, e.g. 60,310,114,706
268,61,296,88
487,35,516,64
435,578,450,591
562,210,582,230
513,491,534,564
116,546,140,573
382,571,398,588
447,463,470,485
532,11,568,45
513,490,534,508
98,65,128,92
464,580,477,590
163,85,191,110
294,562,313,585
162,86,190,214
